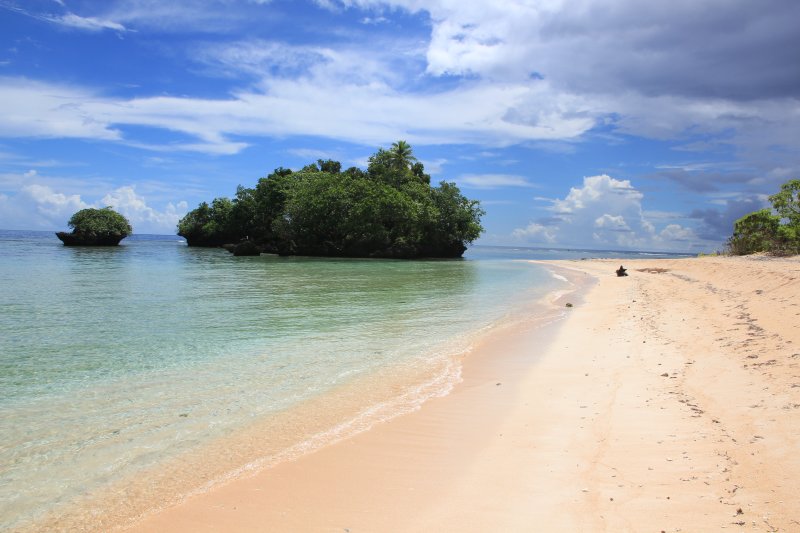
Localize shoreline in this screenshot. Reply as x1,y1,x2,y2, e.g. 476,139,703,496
29,262,578,532
125,256,800,532
121,264,592,532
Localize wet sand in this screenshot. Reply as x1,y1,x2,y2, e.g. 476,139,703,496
127,256,800,532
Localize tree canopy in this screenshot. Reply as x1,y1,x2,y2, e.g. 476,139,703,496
727,179,800,256
69,207,132,238
178,142,484,258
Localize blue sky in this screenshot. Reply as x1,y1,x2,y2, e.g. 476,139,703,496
1,0,798,252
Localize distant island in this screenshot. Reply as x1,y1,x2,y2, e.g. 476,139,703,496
178,142,484,258
57,207,132,246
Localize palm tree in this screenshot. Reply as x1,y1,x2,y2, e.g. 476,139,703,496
389,140,417,170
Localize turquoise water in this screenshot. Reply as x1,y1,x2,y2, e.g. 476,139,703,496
0,231,685,530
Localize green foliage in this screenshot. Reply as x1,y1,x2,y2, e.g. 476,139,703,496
177,142,484,258
774,223,800,256
768,179,800,226
389,140,417,169
177,197,241,246
68,207,132,238
727,210,780,255
317,159,341,174
727,179,800,256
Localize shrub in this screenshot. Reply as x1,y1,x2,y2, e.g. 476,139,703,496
68,207,132,239
727,179,800,256
727,209,780,255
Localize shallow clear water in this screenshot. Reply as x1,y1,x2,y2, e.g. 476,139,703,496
0,231,688,529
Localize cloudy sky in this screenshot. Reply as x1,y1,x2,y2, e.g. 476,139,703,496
1,0,798,251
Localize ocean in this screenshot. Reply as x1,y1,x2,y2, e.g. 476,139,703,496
0,230,686,530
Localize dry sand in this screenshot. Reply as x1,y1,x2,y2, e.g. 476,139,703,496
127,256,800,532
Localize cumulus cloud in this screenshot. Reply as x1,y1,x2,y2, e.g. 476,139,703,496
511,222,556,244
3,0,797,185
1,0,797,224
594,214,630,231
22,184,89,225
658,224,697,243
333,0,800,191
355,0,800,101
514,174,699,250
0,180,187,234
102,186,188,232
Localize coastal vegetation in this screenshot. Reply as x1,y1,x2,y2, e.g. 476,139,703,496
178,142,484,258
56,207,132,246
727,179,800,256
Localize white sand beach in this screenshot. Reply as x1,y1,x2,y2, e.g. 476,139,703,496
120,256,800,532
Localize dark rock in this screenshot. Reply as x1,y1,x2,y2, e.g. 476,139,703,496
232,240,261,256
56,232,126,246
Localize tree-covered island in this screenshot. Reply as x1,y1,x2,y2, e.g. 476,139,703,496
178,142,484,258
57,207,132,246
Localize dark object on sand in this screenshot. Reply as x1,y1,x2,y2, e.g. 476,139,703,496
616,265,628,277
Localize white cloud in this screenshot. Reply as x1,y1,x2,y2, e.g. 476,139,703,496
511,222,556,244
420,157,447,175
0,3,128,32
23,184,90,223
193,40,332,79
551,175,643,215
0,77,121,141
1,0,797,199
657,224,697,243
362,0,800,102
333,0,800,183
313,0,341,11
6,5,793,169
0,180,186,234
102,186,188,232
287,148,340,162
594,214,630,231
104,0,275,32
0,72,596,154
51,13,128,32
4,0,798,160
514,174,701,251
457,173,535,189
361,16,388,24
